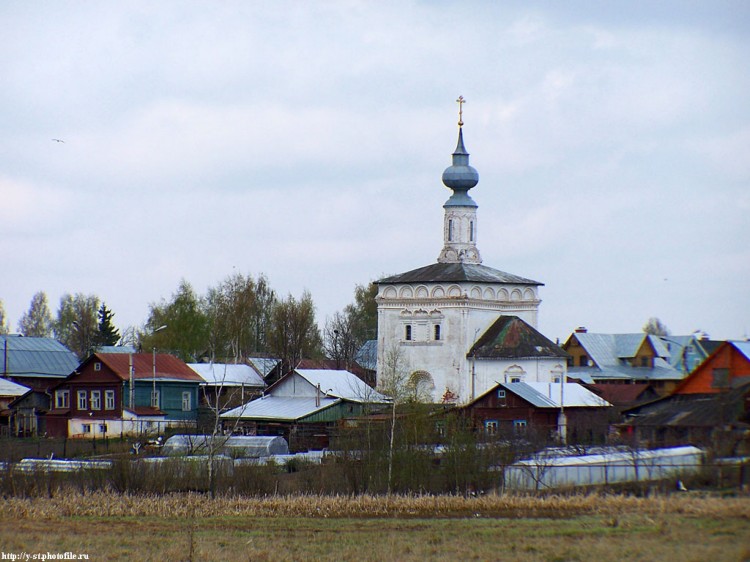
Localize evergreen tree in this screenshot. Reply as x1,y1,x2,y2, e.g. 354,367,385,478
96,303,120,346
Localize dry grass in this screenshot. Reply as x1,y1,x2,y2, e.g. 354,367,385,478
1,490,749,519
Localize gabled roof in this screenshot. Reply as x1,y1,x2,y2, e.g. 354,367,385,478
246,357,280,378
0,377,31,397
0,335,79,378
732,340,750,362
294,369,389,403
220,395,340,421
92,353,203,382
187,363,266,388
497,382,611,408
584,383,654,406
468,316,568,360
378,262,542,286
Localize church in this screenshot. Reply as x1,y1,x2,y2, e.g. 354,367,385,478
375,98,568,405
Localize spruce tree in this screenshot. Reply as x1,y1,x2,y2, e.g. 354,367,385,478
96,303,120,346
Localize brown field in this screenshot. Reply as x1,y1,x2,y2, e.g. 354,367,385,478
1,492,749,561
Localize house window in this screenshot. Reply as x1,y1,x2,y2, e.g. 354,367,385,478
182,391,192,411
90,390,101,410
99,424,107,434
640,356,650,368
579,355,588,367
55,390,70,409
105,390,115,410
151,390,160,408
497,389,506,398
405,325,412,341
513,420,527,431
77,390,88,410
510,377,521,383
434,324,441,341
484,420,498,435
94,362,102,371
82,424,91,434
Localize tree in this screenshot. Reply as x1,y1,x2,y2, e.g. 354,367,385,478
0,300,9,334
267,290,323,374
323,311,359,369
95,303,120,347
377,344,411,494
347,281,378,343
205,272,276,361
54,293,100,359
643,317,670,336
141,279,209,362
18,291,54,337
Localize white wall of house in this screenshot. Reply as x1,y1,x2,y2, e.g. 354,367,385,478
67,416,195,439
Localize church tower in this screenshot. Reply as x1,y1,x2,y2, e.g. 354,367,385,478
438,96,481,265
376,98,557,404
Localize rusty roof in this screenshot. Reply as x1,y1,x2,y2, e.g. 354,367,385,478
94,353,203,382
468,316,568,359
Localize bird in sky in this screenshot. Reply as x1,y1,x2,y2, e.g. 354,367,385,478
51,138,65,143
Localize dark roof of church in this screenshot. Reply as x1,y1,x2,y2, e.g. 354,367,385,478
468,316,567,359
378,263,542,285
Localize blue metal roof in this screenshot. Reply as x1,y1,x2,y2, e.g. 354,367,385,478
0,335,79,378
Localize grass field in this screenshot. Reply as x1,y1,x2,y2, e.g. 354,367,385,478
1,492,749,561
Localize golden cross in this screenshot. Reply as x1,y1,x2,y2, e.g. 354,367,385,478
456,95,466,127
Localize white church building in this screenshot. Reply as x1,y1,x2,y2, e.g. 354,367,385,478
375,100,568,405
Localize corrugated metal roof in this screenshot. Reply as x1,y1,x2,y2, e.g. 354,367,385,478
0,335,79,378
221,395,340,421
247,357,280,377
187,363,266,388
378,262,542,286
0,377,31,396
295,369,389,403
501,382,611,408
355,340,377,371
732,340,750,362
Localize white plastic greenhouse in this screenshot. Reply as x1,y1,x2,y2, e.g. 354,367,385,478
161,435,289,458
503,446,704,490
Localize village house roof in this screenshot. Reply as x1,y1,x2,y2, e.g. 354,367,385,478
221,395,340,422
92,353,203,382
497,382,611,409
378,262,542,286
292,369,389,403
468,316,568,360
187,363,266,388
0,335,79,378
0,377,31,397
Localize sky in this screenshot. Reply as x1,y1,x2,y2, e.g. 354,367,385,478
1,1,749,344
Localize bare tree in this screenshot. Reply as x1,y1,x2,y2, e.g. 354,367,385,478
323,311,359,369
267,291,323,374
18,291,54,337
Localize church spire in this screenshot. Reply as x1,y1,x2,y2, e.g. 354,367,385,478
438,96,482,264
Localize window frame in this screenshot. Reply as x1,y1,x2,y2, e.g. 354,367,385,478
55,389,70,409
105,389,116,410
77,390,88,411
182,391,192,412
90,390,101,410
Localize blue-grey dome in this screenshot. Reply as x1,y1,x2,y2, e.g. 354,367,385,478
442,128,479,205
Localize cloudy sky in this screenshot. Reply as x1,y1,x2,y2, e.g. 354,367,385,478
2,1,749,343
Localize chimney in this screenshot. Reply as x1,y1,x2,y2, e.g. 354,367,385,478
575,327,588,333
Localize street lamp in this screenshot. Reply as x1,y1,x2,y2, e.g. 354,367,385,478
151,325,168,409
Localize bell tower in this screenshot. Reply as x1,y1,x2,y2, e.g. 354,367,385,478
437,96,481,265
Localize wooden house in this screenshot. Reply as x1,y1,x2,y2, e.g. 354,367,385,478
46,352,202,438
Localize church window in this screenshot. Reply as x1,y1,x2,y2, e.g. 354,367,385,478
434,324,441,341
448,219,453,241
470,221,474,242
510,377,521,383
405,325,412,341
